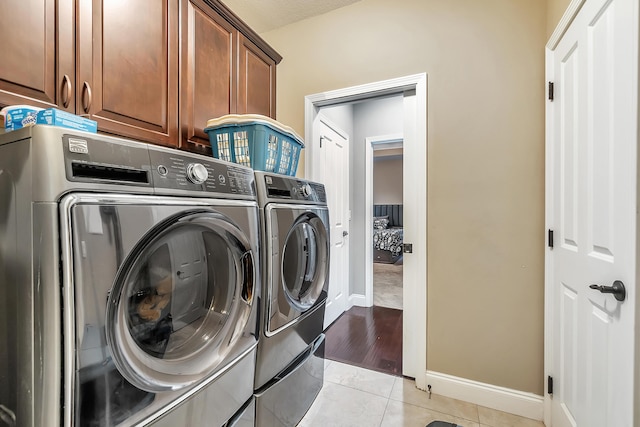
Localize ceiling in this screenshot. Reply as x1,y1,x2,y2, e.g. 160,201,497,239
220,0,362,33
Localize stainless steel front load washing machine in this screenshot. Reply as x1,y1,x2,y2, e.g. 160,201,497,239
0,126,260,427
253,171,330,427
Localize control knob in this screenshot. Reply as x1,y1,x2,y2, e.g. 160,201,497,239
300,183,313,197
186,163,209,184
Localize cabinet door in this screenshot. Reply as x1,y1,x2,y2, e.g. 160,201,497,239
0,0,75,111
78,0,179,146
238,34,276,118
180,0,237,154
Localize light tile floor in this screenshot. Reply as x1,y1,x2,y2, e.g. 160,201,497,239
300,360,546,427
373,263,403,310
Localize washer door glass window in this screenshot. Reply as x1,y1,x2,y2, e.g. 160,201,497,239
106,210,255,392
282,213,329,311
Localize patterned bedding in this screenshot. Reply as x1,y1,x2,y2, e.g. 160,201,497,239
373,227,403,256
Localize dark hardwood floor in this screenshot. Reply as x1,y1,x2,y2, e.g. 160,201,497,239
324,305,403,376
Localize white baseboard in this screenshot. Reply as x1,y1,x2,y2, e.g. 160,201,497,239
425,370,544,421
348,294,367,307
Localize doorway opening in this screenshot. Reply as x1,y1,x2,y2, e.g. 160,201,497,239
367,135,404,311
304,73,427,388
323,127,405,376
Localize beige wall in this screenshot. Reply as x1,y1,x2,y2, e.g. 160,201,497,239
546,0,572,38
262,0,546,394
373,156,403,205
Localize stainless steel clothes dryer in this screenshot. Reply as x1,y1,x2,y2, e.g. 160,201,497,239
0,126,260,427
253,172,329,427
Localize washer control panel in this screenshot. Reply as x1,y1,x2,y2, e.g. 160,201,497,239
61,132,254,196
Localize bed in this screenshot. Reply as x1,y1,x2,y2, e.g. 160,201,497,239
373,204,403,264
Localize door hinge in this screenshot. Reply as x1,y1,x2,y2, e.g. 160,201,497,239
548,229,554,249
548,375,554,395
548,82,554,101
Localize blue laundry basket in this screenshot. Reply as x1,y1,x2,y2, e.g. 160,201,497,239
204,114,304,176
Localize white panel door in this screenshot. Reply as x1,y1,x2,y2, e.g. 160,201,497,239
547,0,637,426
313,115,350,329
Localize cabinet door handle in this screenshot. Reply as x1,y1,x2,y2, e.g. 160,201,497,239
82,81,92,113
61,75,72,108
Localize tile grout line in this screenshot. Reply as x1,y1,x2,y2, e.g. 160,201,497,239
328,360,402,378
378,390,392,427
321,378,397,400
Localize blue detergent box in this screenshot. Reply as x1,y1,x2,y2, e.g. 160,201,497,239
37,108,97,133
1,105,43,130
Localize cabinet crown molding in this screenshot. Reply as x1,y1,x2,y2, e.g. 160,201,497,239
203,0,283,64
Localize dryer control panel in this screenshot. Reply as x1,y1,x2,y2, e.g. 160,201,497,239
262,174,326,203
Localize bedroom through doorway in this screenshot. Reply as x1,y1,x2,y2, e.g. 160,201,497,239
371,142,404,312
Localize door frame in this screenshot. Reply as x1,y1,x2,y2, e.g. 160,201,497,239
546,4,586,425
304,73,428,387
545,5,586,424
365,134,404,307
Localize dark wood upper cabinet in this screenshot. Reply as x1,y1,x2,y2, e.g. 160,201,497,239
238,34,276,118
180,0,281,153
180,0,237,154
0,0,280,152
180,0,282,154
0,0,75,111
77,0,179,146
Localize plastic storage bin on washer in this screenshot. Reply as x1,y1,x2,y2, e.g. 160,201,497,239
204,114,304,176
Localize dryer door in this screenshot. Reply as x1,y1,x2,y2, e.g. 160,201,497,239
266,205,329,334
103,208,256,392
